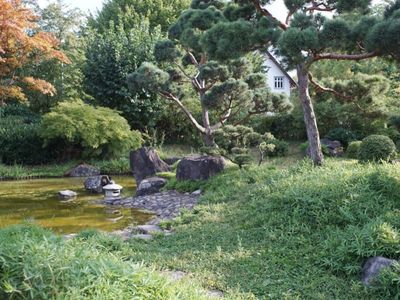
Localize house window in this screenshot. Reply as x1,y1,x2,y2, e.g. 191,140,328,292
274,76,284,89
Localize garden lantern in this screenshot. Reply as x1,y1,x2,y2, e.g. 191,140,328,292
103,183,123,200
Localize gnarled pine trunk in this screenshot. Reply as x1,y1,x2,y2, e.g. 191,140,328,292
201,106,215,147
296,63,324,166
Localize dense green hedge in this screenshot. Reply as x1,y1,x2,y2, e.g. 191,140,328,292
0,104,56,165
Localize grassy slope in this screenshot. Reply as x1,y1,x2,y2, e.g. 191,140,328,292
125,159,400,299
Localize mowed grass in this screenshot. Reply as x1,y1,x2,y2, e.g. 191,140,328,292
125,159,400,299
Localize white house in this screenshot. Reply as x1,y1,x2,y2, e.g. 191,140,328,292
262,51,296,96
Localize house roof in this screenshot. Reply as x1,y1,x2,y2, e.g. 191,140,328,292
265,51,297,88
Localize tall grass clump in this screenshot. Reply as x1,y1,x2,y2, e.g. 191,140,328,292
0,224,208,299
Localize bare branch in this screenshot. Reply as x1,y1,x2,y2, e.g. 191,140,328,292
285,10,294,25
250,0,288,30
174,62,193,81
308,72,353,100
186,50,199,66
305,1,335,12
211,108,232,131
159,91,206,133
314,51,378,62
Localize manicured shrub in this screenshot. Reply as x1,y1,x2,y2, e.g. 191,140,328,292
346,141,362,159
325,128,358,147
358,135,397,163
214,125,287,158
40,100,143,159
268,139,289,157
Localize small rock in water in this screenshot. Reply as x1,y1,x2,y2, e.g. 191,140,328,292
58,190,77,200
362,256,397,285
84,175,112,193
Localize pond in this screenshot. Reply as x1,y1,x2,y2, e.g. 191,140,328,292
0,176,153,234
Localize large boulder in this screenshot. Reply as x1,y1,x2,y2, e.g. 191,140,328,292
362,256,397,285
176,155,225,181
65,163,100,177
130,147,170,184
136,177,167,197
84,175,112,193
321,138,344,157
306,139,344,157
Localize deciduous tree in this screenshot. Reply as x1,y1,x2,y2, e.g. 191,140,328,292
0,0,68,105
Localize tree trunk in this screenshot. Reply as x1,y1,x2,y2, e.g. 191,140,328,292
296,63,324,166
201,106,215,147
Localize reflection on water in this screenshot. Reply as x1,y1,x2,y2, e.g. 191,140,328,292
0,176,152,234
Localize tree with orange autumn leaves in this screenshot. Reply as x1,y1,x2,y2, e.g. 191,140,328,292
0,0,69,105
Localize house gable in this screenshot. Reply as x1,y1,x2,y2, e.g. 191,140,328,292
262,52,296,96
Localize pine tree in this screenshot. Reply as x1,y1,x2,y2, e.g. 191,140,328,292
127,4,292,146
197,0,391,165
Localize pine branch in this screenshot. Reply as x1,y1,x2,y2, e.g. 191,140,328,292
308,72,353,100
314,51,378,61
159,91,206,133
250,0,288,30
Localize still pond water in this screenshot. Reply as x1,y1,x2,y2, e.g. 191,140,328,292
0,176,153,234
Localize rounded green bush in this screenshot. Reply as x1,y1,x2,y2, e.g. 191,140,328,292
358,135,397,163
346,141,362,159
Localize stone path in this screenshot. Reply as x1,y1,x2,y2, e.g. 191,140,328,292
69,189,224,298
104,190,201,225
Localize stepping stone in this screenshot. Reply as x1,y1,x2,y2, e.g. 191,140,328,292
162,270,187,281
130,234,153,240
63,233,77,240
192,189,202,195
207,290,224,298
134,224,163,234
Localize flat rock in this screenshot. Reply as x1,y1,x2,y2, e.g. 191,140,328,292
134,224,163,234
163,270,187,281
362,256,397,285
207,290,224,298
192,189,202,195
65,163,100,177
136,176,167,197
58,190,77,200
130,234,153,240
176,155,225,181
